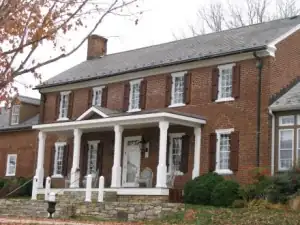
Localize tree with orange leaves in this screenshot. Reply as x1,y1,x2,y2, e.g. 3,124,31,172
0,0,141,100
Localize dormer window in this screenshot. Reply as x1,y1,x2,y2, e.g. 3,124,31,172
92,87,104,107
11,105,20,125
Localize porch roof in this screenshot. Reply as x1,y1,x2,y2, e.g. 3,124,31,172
33,109,206,132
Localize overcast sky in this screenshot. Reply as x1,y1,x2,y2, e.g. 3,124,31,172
15,0,299,98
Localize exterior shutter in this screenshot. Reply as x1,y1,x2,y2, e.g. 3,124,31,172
166,136,170,169
63,144,69,177
101,87,108,108
209,133,217,172
211,68,219,101
180,135,190,174
39,94,45,123
123,82,130,112
49,146,55,176
97,142,104,176
229,131,239,172
139,80,147,110
87,89,93,108
55,93,60,120
184,72,192,104
165,75,172,107
68,92,74,119
80,143,88,177
232,64,241,98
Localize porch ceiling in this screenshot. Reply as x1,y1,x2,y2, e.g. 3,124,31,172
33,111,206,132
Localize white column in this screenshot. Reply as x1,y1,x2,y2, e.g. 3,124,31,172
111,125,124,188
35,131,46,188
192,127,201,179
70,128,82,188
156,121,169,188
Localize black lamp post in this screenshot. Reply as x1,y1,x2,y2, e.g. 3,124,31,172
47,192,56,219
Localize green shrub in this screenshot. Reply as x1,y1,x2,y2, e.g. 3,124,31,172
184,172,224,205
231,199,246,208
211,180,240,207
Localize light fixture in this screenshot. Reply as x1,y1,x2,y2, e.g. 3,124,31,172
138,136,147,152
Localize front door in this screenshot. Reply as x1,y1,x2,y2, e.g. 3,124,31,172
122,136,141,187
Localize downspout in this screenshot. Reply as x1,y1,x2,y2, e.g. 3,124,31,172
253,52,264,167
268,108,275,175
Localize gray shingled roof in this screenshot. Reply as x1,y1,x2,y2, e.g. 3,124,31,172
37,16,300,89
0,113,39,131
18,95,40,105
270,82,300,111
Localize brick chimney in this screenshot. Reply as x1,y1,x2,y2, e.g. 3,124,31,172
87,35,108,60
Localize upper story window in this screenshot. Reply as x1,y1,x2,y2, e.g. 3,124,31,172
129,79,142,111
212,63,239,103
58,91,71,120
6,154,17,176
92,87,104,107
279,115,295,126
171,72,185,106
11,105,20,125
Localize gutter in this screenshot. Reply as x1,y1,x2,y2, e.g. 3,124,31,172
268,108,275,176
34,46,268,90
0,125,34,133
253,52,264,167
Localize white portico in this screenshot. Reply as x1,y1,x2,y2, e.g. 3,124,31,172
33,107,206,192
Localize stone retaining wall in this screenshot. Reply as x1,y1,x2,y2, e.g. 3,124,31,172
0,199,184,221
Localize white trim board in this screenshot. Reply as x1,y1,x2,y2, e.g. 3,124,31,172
77,106,109,121
33,112,206,132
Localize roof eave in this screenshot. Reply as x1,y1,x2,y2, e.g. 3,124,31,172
34,46,268,90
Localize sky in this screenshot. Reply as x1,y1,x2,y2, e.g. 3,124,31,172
14,0,300,98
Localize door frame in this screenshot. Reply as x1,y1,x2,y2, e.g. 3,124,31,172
122,136,142,187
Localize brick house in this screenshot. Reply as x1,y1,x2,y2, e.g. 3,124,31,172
32,16,300,195
0,95,39,179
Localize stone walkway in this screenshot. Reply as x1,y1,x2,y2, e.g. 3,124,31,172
0,217,141,225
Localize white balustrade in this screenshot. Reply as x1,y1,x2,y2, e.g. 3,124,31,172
98,176,105,202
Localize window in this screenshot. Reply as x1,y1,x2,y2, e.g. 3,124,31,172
87,141,99,176
6,154,17,176
297,129,300,166
168,133,184,175
129,79,141,111
53,142,66,177
171,72,185,106
58,91,70,120
279,116,295,126
11,105,20,125
279,129,294,171
215,128,234,174
217,64,235,101
92,87,103,106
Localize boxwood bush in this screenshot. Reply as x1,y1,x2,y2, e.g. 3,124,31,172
211,180,240,207
184,172,224,205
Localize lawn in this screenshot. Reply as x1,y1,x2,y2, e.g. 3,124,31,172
1,205,300,225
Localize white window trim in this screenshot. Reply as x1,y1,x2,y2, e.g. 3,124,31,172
92,86,104,107
167,133,185,176
128,79,142,112
215,128,234,175
169,71,186,107
297,128,300,167
216,63,235,103
86,140,100,177
52,142,67,178
57,91,71,121
278,129,294,171
279,115,295,126
5,154,17,176
11,105,20,125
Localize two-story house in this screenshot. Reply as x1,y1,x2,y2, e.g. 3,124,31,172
32,16,300,197
0,95,39,178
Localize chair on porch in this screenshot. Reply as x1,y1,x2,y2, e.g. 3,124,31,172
137,167,153,188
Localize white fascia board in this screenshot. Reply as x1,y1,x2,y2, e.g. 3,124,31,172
269,104,300,112
76,106,108,121
33,112,206,132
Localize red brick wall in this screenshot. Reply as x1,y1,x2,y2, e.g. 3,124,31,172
0,130,38,178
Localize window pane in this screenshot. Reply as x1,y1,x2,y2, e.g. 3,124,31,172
93,89,102,106
60,94,69,118
7,155,17,175
54,145,64,175
279,130,293,170
87,143,98,175
170,137,182,173
219,68,232,99
172,75,184,104
130,82,140,110
219,134,230,170
279,116,294,126
11,105,20,124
